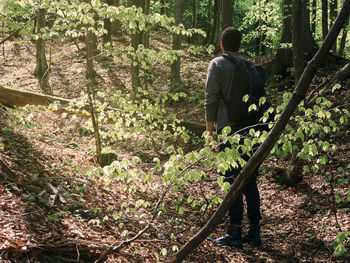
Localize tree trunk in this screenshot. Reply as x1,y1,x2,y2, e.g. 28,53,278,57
143,0,150,48
0,85,207,136
86,30,102,165
292,0,305,83
206,0,213,42
267,0,317,84
34,9,51,95
193,0,197,28
166,2,350,261
111,0,121,36
322,0,329,39
129,0,144,93
311,0,317,35
222,0,233,30
267,0,292,82
330,0,338,52
103,0,113,43
338,14,349,56
160,0,165,15
171,0,184,90
211,0,222,47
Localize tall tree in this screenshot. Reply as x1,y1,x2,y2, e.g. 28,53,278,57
292,0,304,83
103,0,113,43
267,0,317,84
34,8,50,94
329,0,338,52
211,0,222,46
338,12,349,56
171,0,184,90
206,0,213,42
267,0,292,82
192,0,197,28
110,0,121,36
128,0,144,92
222,0,233,30
311,0,317,35
143,0,150,48
322,0,329,39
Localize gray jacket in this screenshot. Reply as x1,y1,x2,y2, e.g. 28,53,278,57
205,54,247,132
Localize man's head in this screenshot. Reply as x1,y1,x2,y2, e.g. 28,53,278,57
220,27,242,53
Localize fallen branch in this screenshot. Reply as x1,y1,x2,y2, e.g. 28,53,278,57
166,1,350,262
306,62,350,105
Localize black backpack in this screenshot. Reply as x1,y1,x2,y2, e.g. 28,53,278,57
222,54,270,129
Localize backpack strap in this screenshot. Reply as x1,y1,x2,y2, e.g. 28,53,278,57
222,54,241,65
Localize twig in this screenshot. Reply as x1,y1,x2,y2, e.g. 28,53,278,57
329,172,343,232
76,244,80,262
94,184,172,263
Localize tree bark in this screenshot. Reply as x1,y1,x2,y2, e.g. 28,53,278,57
0,85,206,136
267,0,292,81
110,0,121,36
160,0,166,15
222,0,233,30
267,0,317,84
129,0,144,93
143,0,150,48
338,0,349,56
34,9,51,95
330,0,338,52
103,0,113,43
311,0,317,35
86,30,102,165
171,0,184,90
322,0,329,39
211,0,222,47
193,0,197,28
292,0,305,83
206,0,213,42
166,0,350,261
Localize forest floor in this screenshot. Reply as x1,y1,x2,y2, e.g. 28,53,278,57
0,36,350,263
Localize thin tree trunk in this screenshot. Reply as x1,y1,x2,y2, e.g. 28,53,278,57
292,0,304,83
311,0,317,35
193,0,197,28
338,14,349,56
111,0,121,36
267,0,292,81
166,2,350,261
103,0,113,43
160,0,165,15
129,0,144,93
206,0,213,42
86,30,102,165
34,9,51,95
212,0,222,46
143,0,150,48
171,0,184,90
330,0,338,52
322,0,329,39
222,0,233,30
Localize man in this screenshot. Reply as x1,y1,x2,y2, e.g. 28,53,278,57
205,27,262,249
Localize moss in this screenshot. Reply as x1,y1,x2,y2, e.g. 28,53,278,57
101,149,118,167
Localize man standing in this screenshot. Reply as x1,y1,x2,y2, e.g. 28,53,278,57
205,27,262,249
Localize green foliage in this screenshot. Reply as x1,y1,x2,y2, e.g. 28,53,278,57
239,0,281,56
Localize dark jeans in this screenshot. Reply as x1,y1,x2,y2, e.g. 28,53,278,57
219,141,262,226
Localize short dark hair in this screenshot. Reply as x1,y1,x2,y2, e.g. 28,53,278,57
221,27,242,52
